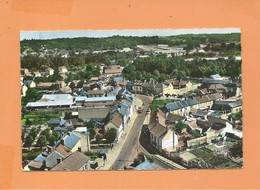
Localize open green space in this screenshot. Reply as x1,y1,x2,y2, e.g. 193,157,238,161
151,98,172,112
22,110,62,125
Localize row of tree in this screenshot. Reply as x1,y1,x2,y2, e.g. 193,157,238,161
23,127,61,148
123,55,241,82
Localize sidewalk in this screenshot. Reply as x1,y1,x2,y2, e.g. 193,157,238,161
99,96,143,170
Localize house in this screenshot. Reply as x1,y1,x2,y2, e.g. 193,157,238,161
126,81,134,92
46,68,54,75
193,93,222,109
103,65,123,77
73,128,91,153
90,76,101,82
208,84,228,94
104,113,124,140
187,119,211,135
59,66,68,74
36,82,55,89
26,94,74,109
154,82,175,96
59,86,72,94
59,132,82,152
96,80,105,90
50,150,90,171
133,159,156,170
112,76,125,86
142,82,156,95
208,116,242,138
164,98,198,116
148,109,179,153
190,109,212,120
27,144,71,171
132,82,144,94
87,90,105,97
48,118,66,129
210,74,223,80
44,145,71,170
202,78,231,87
83,101,115,108
78,107,111,124
75,96,116,105
23,80,36,88
212,100,242,113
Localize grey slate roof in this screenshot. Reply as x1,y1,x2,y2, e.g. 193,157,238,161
133,160,155,170
63,133,81,149
202,78,230,84
50,151,90,171
165,99,197,111
45,151,65,169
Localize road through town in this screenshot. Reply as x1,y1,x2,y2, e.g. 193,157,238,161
111,95,151,170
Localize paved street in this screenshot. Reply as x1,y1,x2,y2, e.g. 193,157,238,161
99,95,150,170
110,95,151,170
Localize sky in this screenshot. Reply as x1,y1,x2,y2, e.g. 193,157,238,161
20,28,240,41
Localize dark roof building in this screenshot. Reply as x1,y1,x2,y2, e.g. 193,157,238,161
50,151,90,171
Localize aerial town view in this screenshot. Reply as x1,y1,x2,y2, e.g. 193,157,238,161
21,29,242,171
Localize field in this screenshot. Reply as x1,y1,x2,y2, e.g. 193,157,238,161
151,98,172,112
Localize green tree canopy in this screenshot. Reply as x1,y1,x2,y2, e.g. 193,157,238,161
104,128,117,144
175,121,186,134
22,88,43,108
229,140,243,158
24,135,34,148
36,135,47,148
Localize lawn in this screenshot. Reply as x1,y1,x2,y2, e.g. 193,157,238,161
22,110,62,125
151,98,172,112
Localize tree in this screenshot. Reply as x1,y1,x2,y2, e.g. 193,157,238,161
85,121,96,139
22,88,43,108
25,118,32,126
133,152,145,166
40,128,51,141
24,135,34,148
48,135,56,146
175,121,186,134
191,130,201,138
52,131,61,140
37,135,47,148
229,140,243,158
29,127,38,139
231,110,242,121
104,128,117,144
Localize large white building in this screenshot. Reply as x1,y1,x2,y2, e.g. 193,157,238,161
26,94,74,109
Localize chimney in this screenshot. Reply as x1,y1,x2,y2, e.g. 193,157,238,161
46,145,52,153
78,147,82,152
57,157,62,164
61,139,65,145
67,132,71,136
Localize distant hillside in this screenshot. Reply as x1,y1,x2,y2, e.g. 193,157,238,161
20,33,240,52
